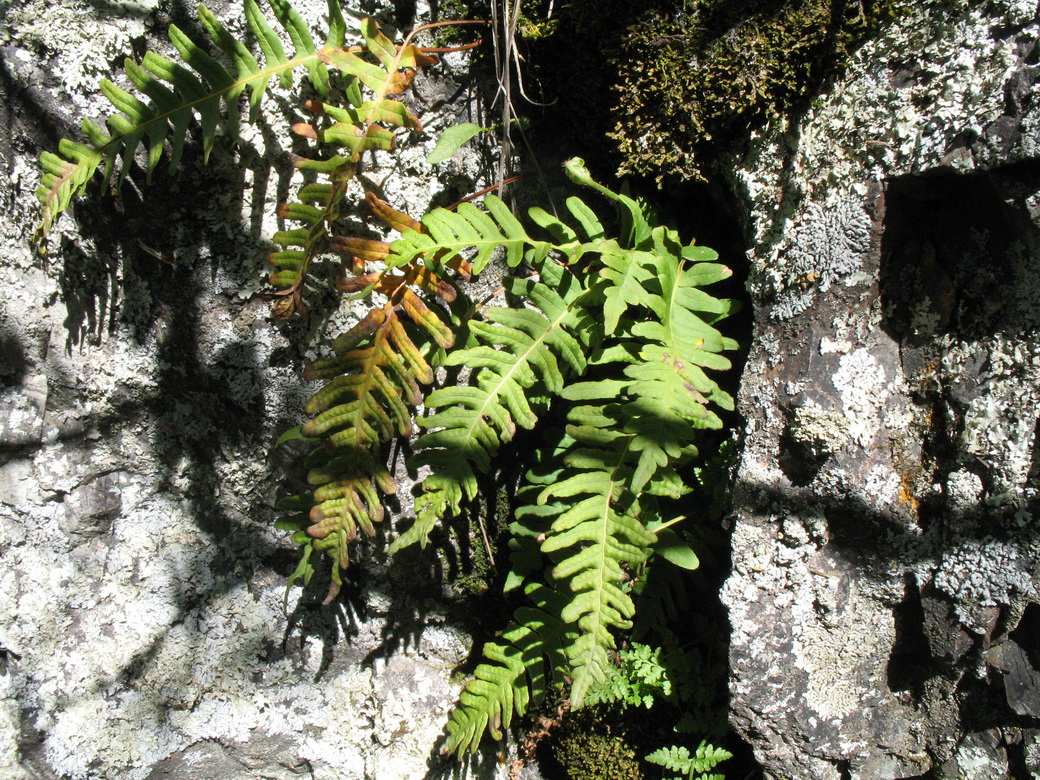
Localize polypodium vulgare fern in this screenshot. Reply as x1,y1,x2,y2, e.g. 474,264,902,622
376,159,739,755
278,195,463,601
35,2,739,766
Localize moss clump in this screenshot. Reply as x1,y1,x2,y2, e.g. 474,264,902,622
608,0,903,182
549,706,644,780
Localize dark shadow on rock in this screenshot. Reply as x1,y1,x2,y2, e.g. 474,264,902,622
57,231,121,349
285,567,369,680
879,163,1040,350
0,327,28,389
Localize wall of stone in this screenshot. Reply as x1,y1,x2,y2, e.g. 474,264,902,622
0,1,504,777
10,0,1040,778
722,1,1040,777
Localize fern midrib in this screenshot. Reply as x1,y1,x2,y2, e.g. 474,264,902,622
289,173,351,296
566,432,635,704
593,433,633,623
658,259,687,371
455,290,583,458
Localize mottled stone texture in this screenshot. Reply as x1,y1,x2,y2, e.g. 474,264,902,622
722,1,1040,778
0,1,501,778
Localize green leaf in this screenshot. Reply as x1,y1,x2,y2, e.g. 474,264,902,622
653,528,700,570
408,269,592,541
426,123,488,164
441,583,576,757
275,425,320,447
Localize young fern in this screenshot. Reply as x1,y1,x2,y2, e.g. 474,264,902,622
646,742,733,780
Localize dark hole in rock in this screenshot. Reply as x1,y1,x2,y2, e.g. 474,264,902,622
777,420,826,486
887,575,933,697
879,163,1040,350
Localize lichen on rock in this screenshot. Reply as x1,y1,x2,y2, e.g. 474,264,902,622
721,0,1040,776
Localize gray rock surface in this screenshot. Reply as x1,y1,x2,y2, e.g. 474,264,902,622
0,0,504,777
722,1,1040,777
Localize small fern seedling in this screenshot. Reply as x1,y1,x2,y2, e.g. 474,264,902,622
646,741,733,780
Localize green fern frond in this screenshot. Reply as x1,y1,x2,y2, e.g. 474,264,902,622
441,583,576,757
438,164,739,752
537,425,657,704
401,266,593,550
35,0,357,245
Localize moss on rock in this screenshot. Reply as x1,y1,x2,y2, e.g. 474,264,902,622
609,0,904,182
549,705,644,780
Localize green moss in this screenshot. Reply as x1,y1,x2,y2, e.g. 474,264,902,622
608,0,905,182
551,706,645,780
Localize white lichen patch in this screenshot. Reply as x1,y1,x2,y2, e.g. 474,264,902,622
765,198,873,321
795,583,893,720
863,464,903,514
790,402,851,456
832,349,888,448
933,537,1039,629
2,0,154,100
941,334,1040,500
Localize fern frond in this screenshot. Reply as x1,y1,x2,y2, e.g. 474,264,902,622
265,18,444,312
291,238,460,599
441,583,575,757
401,267,593,550
35,0,358,245
536,425,657,704
645,741,733,780
267,176,352,317
425,162,739,753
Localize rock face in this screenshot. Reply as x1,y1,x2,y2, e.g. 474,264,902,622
0,1,501,778
722,1,1040,777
